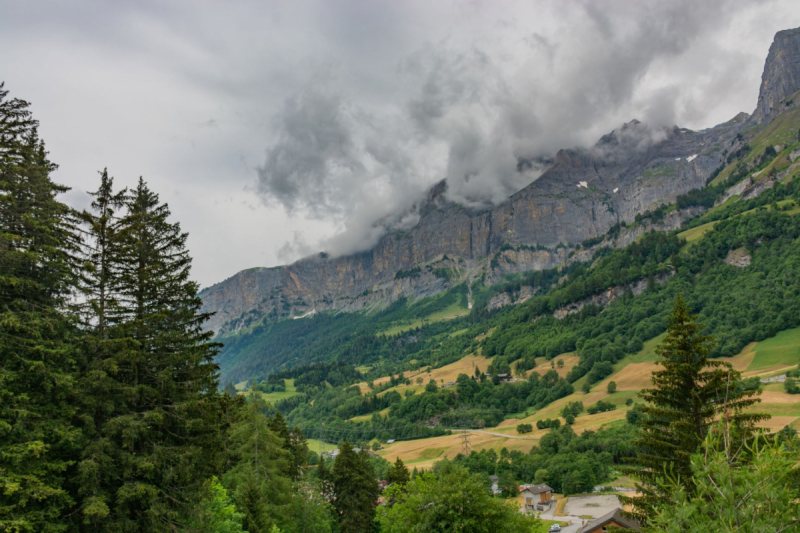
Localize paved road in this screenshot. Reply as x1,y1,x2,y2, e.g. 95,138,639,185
449,428,538,440
534,494,622,533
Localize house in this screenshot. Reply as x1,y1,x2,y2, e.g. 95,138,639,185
386,439,395,444
497,373,511,381
489,475,501,495
577,508,641,533
521,484,553,511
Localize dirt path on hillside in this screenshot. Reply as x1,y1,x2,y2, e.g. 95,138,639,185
449,429,538,440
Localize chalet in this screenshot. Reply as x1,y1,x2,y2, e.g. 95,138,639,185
521,484,553,511
497,373,511,381
577,508,640,533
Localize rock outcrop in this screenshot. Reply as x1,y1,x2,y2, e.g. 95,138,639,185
754,27,800,125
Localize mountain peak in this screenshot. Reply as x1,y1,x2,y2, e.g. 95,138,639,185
754,26,800,124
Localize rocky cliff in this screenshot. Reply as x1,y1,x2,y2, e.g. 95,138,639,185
200,26,800,336
754,27,800,125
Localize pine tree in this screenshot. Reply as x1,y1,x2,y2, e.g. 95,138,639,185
224,399,292,533
79,177,225,530
332,442,379,533
386,457,410,486
625,295,768,522
72,169,132,528
0,83,81,531
268,411,308,480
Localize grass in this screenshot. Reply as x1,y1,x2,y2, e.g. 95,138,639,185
242,378,300,403
349,407,389,423
378,301,470,336
554,497,569,517
626,333,666,364
712,103,800,185
678,220,719,246
744,326,800,372
307,438,338,454
376,354,494,397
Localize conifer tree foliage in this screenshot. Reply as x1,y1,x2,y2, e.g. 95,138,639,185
0,83,81,532
626,295,768,522
386,457,410,486
268,411,309,481
332,442,379,533
224,399,292,533
74,175,225,530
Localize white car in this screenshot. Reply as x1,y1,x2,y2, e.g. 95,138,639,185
548,525,561,533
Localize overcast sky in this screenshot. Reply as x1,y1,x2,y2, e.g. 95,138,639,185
2,0,799,288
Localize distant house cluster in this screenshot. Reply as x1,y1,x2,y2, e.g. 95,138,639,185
321,447,380,460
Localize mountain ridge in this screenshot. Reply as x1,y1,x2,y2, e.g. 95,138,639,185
200,26,800,338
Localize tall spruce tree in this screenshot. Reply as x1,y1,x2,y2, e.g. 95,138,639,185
72,169,131,528
625,295,768,522
78,177,224,531
332,442,379,533
224,399,292,533
0,83,81,531
268,411,308,481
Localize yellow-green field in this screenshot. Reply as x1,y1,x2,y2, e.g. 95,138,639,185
378,301,470,336
307,438,338,454
372,324,800,467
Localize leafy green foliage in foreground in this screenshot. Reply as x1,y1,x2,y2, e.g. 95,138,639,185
649,424,800,533
377,462,539,533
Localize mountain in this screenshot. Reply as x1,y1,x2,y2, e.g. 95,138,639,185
200,26,800,340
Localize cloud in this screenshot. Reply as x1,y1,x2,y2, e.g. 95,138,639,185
2,0,798,281
256,0,786,260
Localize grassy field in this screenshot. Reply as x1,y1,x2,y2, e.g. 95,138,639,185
307,438,338,454
678,220,719,246
378,430,537,469
356,354,495,397
378,301,470,336
242,378,300,403
743,326,800,372
349,407,389,423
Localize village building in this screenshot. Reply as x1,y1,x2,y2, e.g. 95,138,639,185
576,508,641,533
520,483,553,511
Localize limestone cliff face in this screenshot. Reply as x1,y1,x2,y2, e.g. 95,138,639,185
201,27,800,336
201,118,742,335
754,27,800,125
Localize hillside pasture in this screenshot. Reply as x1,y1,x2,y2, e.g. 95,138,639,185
242,378,300,403
378,430,536,469
743,326,800,373
376,354,494,397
